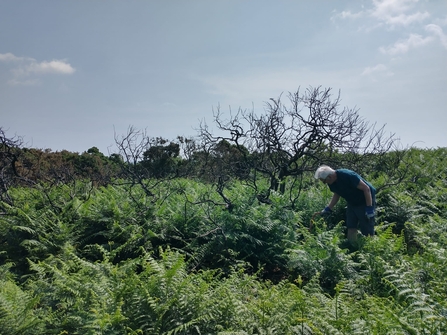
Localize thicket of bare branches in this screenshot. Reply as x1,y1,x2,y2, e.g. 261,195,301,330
0,128,25,205
199,86,403,204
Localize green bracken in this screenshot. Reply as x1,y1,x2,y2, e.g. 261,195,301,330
0,148,447,334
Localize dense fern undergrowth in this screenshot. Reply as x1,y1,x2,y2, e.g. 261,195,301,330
1,148,447,334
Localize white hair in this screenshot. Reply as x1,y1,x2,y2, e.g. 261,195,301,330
314,165,335,180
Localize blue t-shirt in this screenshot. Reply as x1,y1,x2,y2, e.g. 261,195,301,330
329,169,376,206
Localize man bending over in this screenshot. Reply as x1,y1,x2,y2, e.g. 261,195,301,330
315,165,376,244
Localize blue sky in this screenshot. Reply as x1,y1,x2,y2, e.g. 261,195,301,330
1,0,446,154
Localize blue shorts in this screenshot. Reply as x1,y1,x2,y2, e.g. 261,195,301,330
346,204,375,236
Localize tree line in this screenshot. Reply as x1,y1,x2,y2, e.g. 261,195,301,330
2,86,411,210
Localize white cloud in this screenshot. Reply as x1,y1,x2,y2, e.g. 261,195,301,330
0,52,22,62
383,11,430,26
331,10,364,21
425,24,447,49
0,52,37,62
340,10,364,19
379,33,434,55
371,0,429,26
1,52,76,86
25,60,76,75
361,63,393,76
372,0,415,16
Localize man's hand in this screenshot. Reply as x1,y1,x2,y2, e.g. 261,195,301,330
365,206,375,219
321,206,332,217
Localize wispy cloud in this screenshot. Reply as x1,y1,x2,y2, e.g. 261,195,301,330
379,33,434,55
371,0,430,27
12,60,76,76
331,10,364,21
425,24,447,49
381,11,430,27
0,52,34,62
361,63,393,76
0,52,75,86
332,0,430,28
332,0,445,69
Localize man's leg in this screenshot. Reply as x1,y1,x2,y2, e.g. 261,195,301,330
347,228,358,244
346,205,359,244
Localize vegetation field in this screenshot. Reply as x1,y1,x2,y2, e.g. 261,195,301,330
0,146,446,334
1,90,447,334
